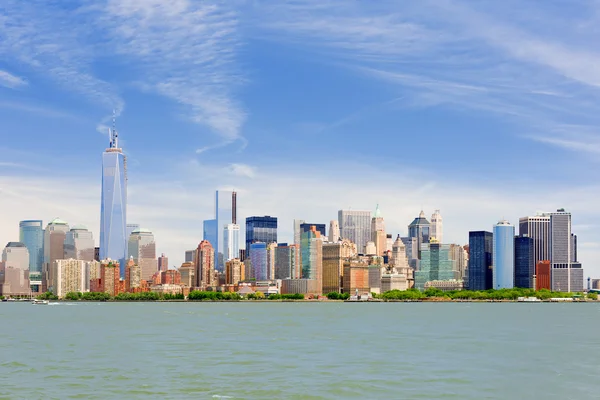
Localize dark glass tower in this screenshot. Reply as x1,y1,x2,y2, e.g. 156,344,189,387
408,211,430,259
514,235,534,288
245,216,277,255
299,223,326,237
468,231,493,290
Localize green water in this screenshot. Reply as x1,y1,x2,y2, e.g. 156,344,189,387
0,302,599,399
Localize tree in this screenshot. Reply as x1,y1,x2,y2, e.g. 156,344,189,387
587,292,598,300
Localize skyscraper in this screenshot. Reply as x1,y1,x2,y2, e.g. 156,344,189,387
328,220,340,243
246,216,277,255
127,228,157,282
223,224,240,263
322,239,355,294
338,210,371,253
267,242,277,280
275,243,300,280
514,236,534,289
468,231,493,291
250,242,268,281
550,209,582,292
415,240,455,290
158,253,169,272
371,205,386,256
64,225,95,261
300,226,323,294
493,220,515,289
19,220,43,273
299,223,326,237
195,240,215,289
215,190,234,271
408,211,430,259
202,219,217,248
430,210,443,243
43,218,70,291
2,242,29,271
518,214,550,266
100,122,127,276
293,219,305,245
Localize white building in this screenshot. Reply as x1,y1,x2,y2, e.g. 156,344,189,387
52,259,88,298
2,242,29,270
293,219,305,245
128,228,158,282
328,220,340,243
431,210,443,243
338,210,371,253
223,223,240,262
381,272,408,292
550,209,582,292
518,213,550,265
64,225,95,261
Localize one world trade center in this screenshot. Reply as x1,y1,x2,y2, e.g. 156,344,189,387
100,119,127,277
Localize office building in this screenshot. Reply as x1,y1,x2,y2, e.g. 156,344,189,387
158,253,168,272
386,234,393,253
64,225,95,261
127,228,157,282
322,239,356,294
250,242,268,281
280,279,320,295
535,260,551,290
415,240,455,290
343,260,370,295
371,205,386,256
179,262,195,287
100,123,127,276
299,223,326,238
51,259,87,298
301,226,323,293
408,211,430,259
203,219,217,247
450,244,468,281
468,231,493,291
571,234,578,263
338,210,371,254
201,191,237,271
550,209,582,292
267,242,277,280
19,220,43,273
223,224,240,263
294,220,305,245
246,216,277,255
0,265,30,297
98,260,121,296
274,243,300,280
381,271,408,292
126,224,140,241
2,242,29,271
195,240,215,289
518,214,550,266
493,220,515,289
185,250,196,264
225,258,243,285
431,210,443,243
329,220,340,243
514,236,534,289
401,236,419,269
125,257,142,292
43,218,70,291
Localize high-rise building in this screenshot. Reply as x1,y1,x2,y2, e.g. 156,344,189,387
43,218,70,291
100,122,127,276
223,224,240,263
203,219,217,246
468,231,493,291
274,243,300,280
401,236,419,269
391,236,409,273
99,260,121,296
535,260,551,290
185,250,196,264
19,220,43,274
215,190,235,271
518,214,550,266
64,225,95,261
299,223,326,238
195,240,215,289
2,242,29,271
126,224,140,241
294,220,305,245
430,210,443,243
449,244,468,280
415,240,455,290
125,257,141,292
343,259,370,295
301,226,323,294
338,210,371,254
514,236,534,289
322,239,356,294
51,259,87,298
550,209,582,292
371,205,386,256
571,233,578,263
158,253,169,272
0,264,30,298
493,220,515,289
127,228,157,282
246,216,277,255
329,220,340,243
386,234,393,253
179,262,195,287
267,242,277,280
249,242,268,281
225,258,243,285
408,211,430,259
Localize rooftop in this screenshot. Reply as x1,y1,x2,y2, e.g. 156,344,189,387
5,242,26,248
49,217,68,225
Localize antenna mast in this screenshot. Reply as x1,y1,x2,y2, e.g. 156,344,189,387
110,109,118,148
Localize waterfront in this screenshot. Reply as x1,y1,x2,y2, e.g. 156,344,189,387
1,303,599,399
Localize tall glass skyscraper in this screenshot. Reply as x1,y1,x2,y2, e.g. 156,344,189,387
468,231,493,291
223,224,240,262
100,125,127,277
19,220,43,273
202,190,236,272
493,221,515,289
514,235,534,288
249,242,267,280
338,210,371,253
246,216,277,255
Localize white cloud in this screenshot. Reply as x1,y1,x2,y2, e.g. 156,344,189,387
0,70,27,88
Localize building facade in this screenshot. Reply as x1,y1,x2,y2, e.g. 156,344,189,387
468,231,493,291
415,241,455,290
225,258,243,285
329,220,340,243
64,225,95,261
322,239,355,294
535,260,551,290
343,261,370,295
43,218,70,291
128,228,158,282
408,211,430,259
223,224,240,264
300,226,323,293
195,240,215,289
549,209,580,292
2,242,29,271
249,242,268,281
371,205,386,256
19,220,43,274
158,253,168,272
518,214,550,266
274,243,300,280
99,126,127,276
493,220,515,289
514,236,534,289
338,210,371,254
246,216,277,255
51,259,87,298
430,210,443,243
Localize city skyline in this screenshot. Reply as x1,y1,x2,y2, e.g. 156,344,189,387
0,1,599,276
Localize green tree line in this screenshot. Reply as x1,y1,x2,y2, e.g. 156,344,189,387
379,287,589,301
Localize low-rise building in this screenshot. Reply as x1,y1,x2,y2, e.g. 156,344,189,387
424,279,465,292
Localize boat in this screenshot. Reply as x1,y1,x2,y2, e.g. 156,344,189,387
2,297,16,302
32,299,49,305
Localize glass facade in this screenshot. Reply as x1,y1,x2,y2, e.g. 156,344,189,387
415,242,455,290
514,236,534,288
203,219,217,248
468,231,493,291
223,224,240,262
100,149,127,277
299,223,326,237
408,212,430,259
300,228,322,282
246,216,277,255
493,221,515,289
249,242,267,280
19,220,43,273
338,210,371,253
215,190,233,271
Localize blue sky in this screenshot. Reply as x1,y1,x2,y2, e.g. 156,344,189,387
1,0,599,275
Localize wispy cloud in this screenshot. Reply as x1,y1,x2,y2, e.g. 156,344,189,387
0,70,27,88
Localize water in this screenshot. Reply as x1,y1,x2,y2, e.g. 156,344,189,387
1,302,599,399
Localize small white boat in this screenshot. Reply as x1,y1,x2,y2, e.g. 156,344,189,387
32,299,49,305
